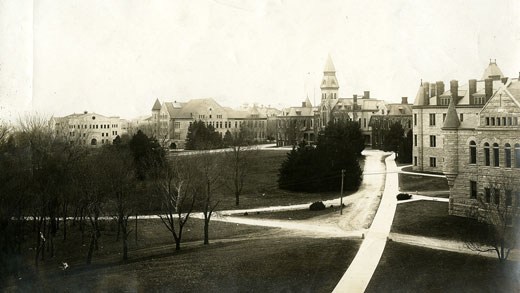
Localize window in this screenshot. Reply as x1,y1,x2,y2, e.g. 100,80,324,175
493,143,499,167
469,141,476,164
429,114,436,126
494,189,500,205
414,114,417,125
497,117,501,126
430,157,437,167
514,117,518,125
443,113,447,122
460,113,464,122
470,181,477,198
516,192,520,207
506,190,512,206
505,143,512,168
516,144,520,168
485,188,491,203
414,135,417,146
486,117,490,126
484,143,490,166
508,117,512,126
502,117,507,126
414,156,417,166
429,135,436,147
491,117,495,126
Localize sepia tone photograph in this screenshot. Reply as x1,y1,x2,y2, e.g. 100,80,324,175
0,0,519,292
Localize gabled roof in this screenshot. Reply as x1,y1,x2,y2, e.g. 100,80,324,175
304,96,313,108
443,97,460,129
152,98,162,111
387,103,412,115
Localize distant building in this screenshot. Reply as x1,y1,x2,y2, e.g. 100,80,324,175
276,97,318,146
53,111,126,146
150,98,280,148
275,55,388,147
369,97,413,150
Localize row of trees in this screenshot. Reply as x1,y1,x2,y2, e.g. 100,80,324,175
278,120,364,192
185,120,258,150
0,116,257,281
381,122,413,163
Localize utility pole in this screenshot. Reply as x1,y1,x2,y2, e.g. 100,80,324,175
340,169,345,215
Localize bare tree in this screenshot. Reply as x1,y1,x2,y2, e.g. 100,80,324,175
153,157,196,250
195,152,223,245
223,141,256,206
465,176,519,263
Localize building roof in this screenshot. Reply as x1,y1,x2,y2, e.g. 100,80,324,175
443,97,460,129
413,83,426,106
387,103,412,115
152,98,162,111
481,60,504,80
324,54,336,72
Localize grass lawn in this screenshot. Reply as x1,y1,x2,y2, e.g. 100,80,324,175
8,233,361,292
366,241,520,293
399,172,449,192
391,201,490,243
190,149,364,211
240,205,343,220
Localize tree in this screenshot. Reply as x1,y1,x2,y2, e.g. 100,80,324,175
194,153,222,244
398,129,413,163
383,122,404,153
223,136,256,206
152,157,197,250
185,121,222,150
223,130,234,147
128,130,165,180
465,176,519,263
278,121,363,192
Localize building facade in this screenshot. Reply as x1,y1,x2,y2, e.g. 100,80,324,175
412,61,506,173
276,97,318,146
369,97,413,150
149,98,279,148
53,111,126,146
441,76,520,219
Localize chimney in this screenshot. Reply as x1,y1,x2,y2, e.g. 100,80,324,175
485,78,493,101
468,79,477,105
353,94,358,104
450,80,459,103
363,91,370,99
430,83,437,98
84,110,88,114
501,77,508,84
424,82,430,99
401,97,408,104
436,81,445,96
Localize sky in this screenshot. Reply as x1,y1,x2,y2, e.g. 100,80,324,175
1,0,520,122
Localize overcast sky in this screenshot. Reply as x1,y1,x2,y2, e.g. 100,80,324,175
1,0,519,121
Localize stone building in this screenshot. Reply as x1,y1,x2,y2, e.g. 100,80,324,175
276,97,318,146
53,111,126,146
369,97,413,150
441,76,520,219
412,60,506,173
150,98,277,148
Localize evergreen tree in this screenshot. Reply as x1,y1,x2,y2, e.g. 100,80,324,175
185,121,222,150
128,130,165,180
383,122,404,153
223,130,234,147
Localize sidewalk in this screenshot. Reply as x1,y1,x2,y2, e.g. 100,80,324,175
332,153,399,293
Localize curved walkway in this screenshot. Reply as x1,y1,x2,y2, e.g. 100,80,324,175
333,153,399,293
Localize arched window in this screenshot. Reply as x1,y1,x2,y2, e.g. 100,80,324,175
484,143,490,166
469,141,477,164
515,143,520,168
493,143,499,167
505,143,512,168
91,138,97,145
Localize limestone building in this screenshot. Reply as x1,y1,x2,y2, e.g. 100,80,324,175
412,61,506,173
150,98,278,148
53,111,126,146
441,75,520,219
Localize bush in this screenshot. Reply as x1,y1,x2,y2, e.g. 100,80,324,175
309,201,326,211
396,193,412,200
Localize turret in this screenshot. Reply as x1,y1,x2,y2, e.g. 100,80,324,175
152,98,162,136
442,96,460,188
320,55,339,100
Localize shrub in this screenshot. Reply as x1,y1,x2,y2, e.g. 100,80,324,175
396,193,412,200
309,201,326,211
